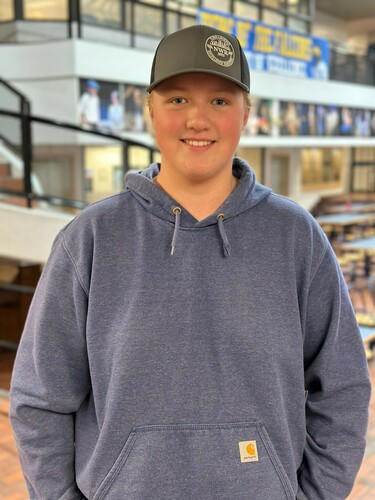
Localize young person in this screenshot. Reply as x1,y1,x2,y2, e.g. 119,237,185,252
10,25,370,500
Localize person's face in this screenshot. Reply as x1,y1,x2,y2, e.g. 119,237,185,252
149,72,249,185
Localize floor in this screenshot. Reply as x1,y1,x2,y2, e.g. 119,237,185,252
0,349,374,499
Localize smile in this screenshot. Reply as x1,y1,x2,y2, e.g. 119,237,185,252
183,140,214,147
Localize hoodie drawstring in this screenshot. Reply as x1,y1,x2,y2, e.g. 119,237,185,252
171,207,181,255
217,214,231,257
170,209,231,258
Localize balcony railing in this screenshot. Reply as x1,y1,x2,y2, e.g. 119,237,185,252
1,1,375,87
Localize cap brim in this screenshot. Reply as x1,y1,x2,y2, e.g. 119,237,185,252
147,69,250,93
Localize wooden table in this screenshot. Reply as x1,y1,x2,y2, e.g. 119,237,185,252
360,326,375,342
341,236,375,276
322,202,375,214
316,213,375,241
360,326,375,360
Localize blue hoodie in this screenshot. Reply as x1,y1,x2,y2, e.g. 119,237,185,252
10,159,370,499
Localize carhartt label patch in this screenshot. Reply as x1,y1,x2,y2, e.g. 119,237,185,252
238,440,259,463
205,35,235,67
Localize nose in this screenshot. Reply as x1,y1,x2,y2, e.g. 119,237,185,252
186,103,210,130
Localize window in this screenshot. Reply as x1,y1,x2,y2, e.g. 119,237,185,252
234,2,260,21
134,4,163,36
24,0,68,20
80,0,121,28
301,148,343,191
0,0,14,21
285,0,310,16
262,9,284,27
201,0,230,13
287,17,309,34
263,0,281,8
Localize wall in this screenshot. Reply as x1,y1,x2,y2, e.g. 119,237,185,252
0,203,74,263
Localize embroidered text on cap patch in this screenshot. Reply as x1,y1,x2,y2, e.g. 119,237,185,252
205,35,235,67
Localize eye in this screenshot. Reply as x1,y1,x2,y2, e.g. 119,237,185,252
171,97,187,104
213,98,228,106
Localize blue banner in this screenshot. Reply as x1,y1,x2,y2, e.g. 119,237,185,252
198,9,330,80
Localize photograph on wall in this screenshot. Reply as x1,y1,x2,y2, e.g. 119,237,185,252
78,79,103,130
124,84,148,132
339,107,354,136
279,101,375,138
324,105,340,136
244,98,272,136
280,101,300,136
354,109,371,137
78,79,124,133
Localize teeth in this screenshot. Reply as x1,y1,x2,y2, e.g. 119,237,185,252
184,140,212,147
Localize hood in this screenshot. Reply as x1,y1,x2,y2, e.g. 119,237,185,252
125,157,271,229
125,158,272,258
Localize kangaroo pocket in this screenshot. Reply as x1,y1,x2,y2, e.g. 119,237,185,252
92,421,295,500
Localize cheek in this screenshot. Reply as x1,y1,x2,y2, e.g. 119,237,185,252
154,114,179,137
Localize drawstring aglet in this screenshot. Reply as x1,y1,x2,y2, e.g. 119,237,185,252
217,213,231,258
171,207,182,256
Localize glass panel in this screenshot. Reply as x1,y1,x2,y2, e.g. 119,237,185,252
153,150,161,164
263,0,281,8
81,0,121,28
0,85,21,113
234,2,260,21
236,147,263,183
124,84,148,132
84,145,123,203
134,4,163,36
180,14,196,29
287,17,309,34
128,145,151,171
24,0,68,20
286,0,310,16
301,148,342,190
202,0,230,13
269,154,289,196
125,0,132,30
0,116,22,158
167,0,198,7
141,0,163,5
0,0,14,21
263,9,284,27
167,11,179,33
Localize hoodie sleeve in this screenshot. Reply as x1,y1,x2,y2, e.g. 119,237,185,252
298,240,371,499
9,231,90,499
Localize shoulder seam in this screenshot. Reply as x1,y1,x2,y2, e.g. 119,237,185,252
59,231,89,296
309,238,330,285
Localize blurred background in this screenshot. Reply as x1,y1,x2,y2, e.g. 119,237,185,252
1,1,375,497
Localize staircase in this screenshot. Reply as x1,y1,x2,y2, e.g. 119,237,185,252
0,159,28,207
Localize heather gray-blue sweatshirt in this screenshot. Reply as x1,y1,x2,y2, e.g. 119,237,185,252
10,159,370,499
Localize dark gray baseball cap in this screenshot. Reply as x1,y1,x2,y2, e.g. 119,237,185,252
148,24,250,93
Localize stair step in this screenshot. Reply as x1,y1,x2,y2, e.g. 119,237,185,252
0,163,11,176
0,177,23,190
0,195,35,208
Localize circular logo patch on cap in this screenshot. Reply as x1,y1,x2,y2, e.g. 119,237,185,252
205,35,235,67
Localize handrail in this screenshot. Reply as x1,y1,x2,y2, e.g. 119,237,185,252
0,283,36,294
0,108,157,148
0,77,30,102
0,84,158,210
